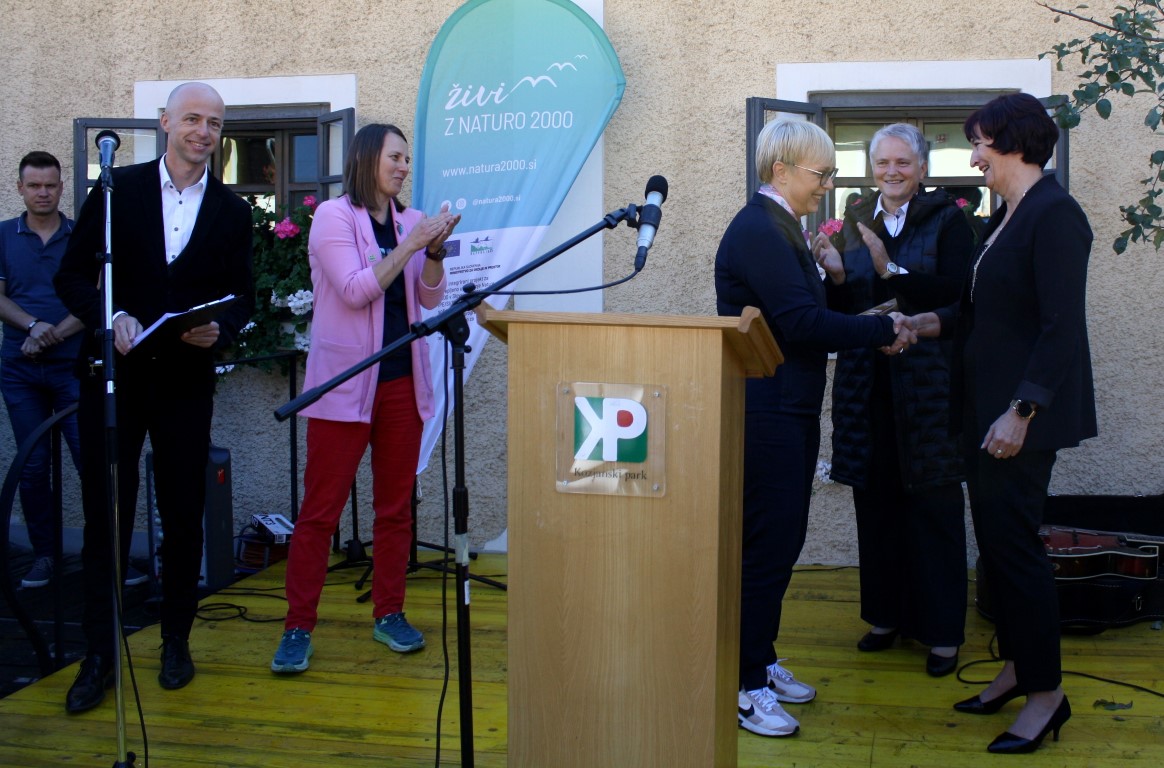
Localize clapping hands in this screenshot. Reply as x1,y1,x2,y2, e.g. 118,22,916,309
856,221,890,276
810,233,845,284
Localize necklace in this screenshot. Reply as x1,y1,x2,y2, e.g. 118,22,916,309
969,235,997,302
969,180,1037,302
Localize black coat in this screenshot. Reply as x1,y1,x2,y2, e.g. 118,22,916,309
55,160,255,396
828,190,975,490
715,191,897,416
937,174,1097,450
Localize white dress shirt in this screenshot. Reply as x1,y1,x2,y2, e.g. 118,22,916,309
159,156,208,264
873,196,909,238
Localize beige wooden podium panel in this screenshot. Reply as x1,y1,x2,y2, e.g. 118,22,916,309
492,311,770,768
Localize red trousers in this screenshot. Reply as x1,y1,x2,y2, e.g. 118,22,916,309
284,377,421,631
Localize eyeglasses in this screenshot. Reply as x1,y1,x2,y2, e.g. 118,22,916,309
791,164,839,186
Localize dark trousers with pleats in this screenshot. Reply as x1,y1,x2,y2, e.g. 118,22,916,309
965,445,1061,692
738,411,819,691
78,358,212,658
853,385,967,647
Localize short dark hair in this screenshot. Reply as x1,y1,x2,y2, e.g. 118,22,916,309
344,123,407,212
963,93,1058,168
19,151,61,179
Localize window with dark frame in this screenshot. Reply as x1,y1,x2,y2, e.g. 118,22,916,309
71,106,353,218
744,94,1069,231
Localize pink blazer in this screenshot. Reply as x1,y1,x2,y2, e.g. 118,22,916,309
300,195,446,423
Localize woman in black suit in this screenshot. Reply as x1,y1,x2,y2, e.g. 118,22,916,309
715,118,915,738
911,92,1096,754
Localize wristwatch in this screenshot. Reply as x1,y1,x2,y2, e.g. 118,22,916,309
1010,399,1038,420
426,246,448,261
26,318,39,331
881,262,908,279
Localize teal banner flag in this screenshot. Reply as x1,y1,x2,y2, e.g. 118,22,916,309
414,0,624,472
415,0,624,232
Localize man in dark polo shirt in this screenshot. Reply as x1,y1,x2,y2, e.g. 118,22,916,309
0,151,84,588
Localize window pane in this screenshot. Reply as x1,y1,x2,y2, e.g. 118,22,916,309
326,122,344,176
221,135,276,185
325,181,342,201
291,134,317,183
926,123,973,178
85,127,158,182
834,124,878,177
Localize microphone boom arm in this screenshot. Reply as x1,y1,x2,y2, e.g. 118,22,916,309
275,201,641,422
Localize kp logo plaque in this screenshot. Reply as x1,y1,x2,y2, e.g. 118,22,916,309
556,382,666,497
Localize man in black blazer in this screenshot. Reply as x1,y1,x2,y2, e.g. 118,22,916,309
54,82,254,713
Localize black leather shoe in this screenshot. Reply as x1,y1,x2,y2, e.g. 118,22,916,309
926,650,959,677
158,636,195,690
987,695,1071,754
857,628,899,652
954,685,1026,715
66,655,114,714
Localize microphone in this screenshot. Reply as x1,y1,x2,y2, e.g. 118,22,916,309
95,130,121,170
634,175,668,271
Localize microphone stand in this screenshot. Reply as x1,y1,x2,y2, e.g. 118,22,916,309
94,145,137,768
275,201,642,768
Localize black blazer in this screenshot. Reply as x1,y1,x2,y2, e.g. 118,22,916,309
937,175,1097,451
715,191,896,416
55,160,254,394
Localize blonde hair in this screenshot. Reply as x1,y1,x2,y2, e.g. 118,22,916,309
755,119,835,184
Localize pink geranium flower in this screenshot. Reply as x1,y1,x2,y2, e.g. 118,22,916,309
303,195,317,209
818,218,843,237
274,217,300,239
955,198,971,209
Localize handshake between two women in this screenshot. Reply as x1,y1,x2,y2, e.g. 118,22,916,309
880,311,944,356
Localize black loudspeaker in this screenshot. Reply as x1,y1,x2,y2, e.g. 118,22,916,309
201,446,235,590
145,445,236,591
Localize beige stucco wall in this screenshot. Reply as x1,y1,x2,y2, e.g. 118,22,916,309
1,1,1159,567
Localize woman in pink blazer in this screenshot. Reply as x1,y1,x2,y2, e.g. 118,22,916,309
271,124,460,673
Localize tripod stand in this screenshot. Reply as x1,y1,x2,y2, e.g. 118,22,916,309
343,481,506,600
276,198,645,767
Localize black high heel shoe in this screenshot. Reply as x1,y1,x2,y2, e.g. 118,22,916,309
986,695,1071,754
953,685,1025,715
857,628,900,652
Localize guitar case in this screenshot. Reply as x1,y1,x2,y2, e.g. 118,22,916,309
974,493,1164,633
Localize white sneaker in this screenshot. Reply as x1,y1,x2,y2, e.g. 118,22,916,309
738,686,800,737
767,660,816,703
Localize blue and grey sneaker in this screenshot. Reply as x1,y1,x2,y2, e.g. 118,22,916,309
373,612,425,653
271,628,313,673
20,556,53,588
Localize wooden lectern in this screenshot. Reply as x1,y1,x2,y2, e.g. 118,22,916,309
478,306,781,768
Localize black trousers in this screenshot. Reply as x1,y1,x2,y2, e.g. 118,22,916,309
965,445,1061,692
852,387,966,647
78,358,212,657
738,411,818,691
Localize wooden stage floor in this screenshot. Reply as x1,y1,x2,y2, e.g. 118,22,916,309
2,553,1162,767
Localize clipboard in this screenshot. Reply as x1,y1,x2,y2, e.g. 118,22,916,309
132,294,238,350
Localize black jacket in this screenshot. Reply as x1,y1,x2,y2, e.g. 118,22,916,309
55,160,254,396
828,190,975,490
715,191,897,416
937,175,1097,451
